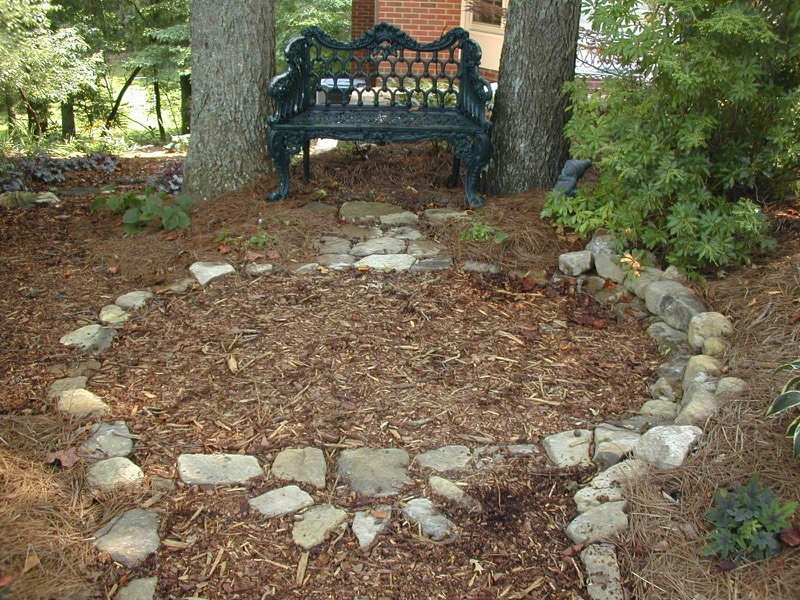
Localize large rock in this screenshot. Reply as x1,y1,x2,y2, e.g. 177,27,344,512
340,201,405,224
543,429,593,467
177,454,263,486
407,240,446,259
292,504,348,549
338,448,411,497
649,377,681,402
59,325,117,353
715,377,747,397
387,226,424,241
559,251,592,276
316,254,355,270
590,459,650,489
99,305,129,325
94,509,159,567
682,355,723,387
86,457,145,493
646,322,689,357
57,389,111,419
380,211,419,227
594,251,624,284
675,383,719,426
48,376,88,398
581,544,625,600
350,237,407,257
80,421,135,458
638,399,679,421
115,577,157,600
189,261,236,286
353,254,416,272
114,291,154,311
248,485,314,518
644,281,706,331
592,425,641,467
566,501,628,544
574,486,624,514
687,312,733,350
415,446,473,472
401,498,458,542
352,506,392,550
316,236,351,255
423,208,468,224
634,425,703,469
623,267,664,299
270,447,326,489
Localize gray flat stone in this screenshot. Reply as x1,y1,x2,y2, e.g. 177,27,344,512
401,497,458,542
644,280,706,331
559,251,593,276
292,504,348,550
352,505,392,550
462,260,501,274
581,544,624,600
340,201,405,224
407,240,446,259
507,444,539,455
316,254,355,270
99,304,129,325
594,251,624,284
316,236,351,255
189,261,236,286
423,208,468,224
59,324,117,353
245,263,274,277
337,224,382,240
48,376,88,398
86,457,144,492
634,425,703,469
574,486,624,513
338,448,411,497
416,445,473,472
94,509,159,567
350,237,407,257
387,226,424,240
271,447,327,489
380,211,419,226
80,421,135,458
177,454,263,486
114,290,154,311
593,425,641,467
354,254,416,272
115,577,157,600
57,389,111,419
410,258,453,272
249,485,314,518
566,501,628,544
302,201,338,216
293,262,320,274
543,429,593,467
429,476,481,511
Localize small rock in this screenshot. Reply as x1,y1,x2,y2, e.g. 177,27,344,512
507,444,539,455
658,355,690,382
59,325,117,353
352,506,392,550
401,498,458,542
86,457,144,492
292,504,348,550
249,485,314,518
316,254,355,270
423,208,468,224
316,236,351,255
634,425,703,469
177,454,263,486
702,337,728,357
386,226,424,240
293,263,320,274
592,425,641,467
649,377,681,402
337,224,382,240
354,254,416,272
407,240,446,259
99,304,129,325
80,421,134,458
687,312,733,349
639,399,679,420
350,237,407,256
115,577,157,600
623,267,664,299
115,290,154,311
302,201,338,216
429,476,481,511
590,459,650,489
586,234,615,257
338,448,411,497
581,544,624,600
340,201,405,224
574,486,624,513
715,377,747,397
158,277,195,294
410,258,453,272
48,376,88,398
646,322,689,357
416,445,473,472
662,265,687,283
189,261,236,286
543,429,592,467
683,355,723,388
583,276,607,295
271,447,327,489
57,389,111,419
244,263,274,277
462,260,501,274
675,383,719,426
566,501,628,544
94,509,159,567
380,211,419,226
559,251,592,276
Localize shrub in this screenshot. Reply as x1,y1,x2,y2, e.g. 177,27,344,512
765,357,800,457
543,0,799,275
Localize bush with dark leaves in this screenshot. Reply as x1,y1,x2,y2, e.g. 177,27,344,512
0,152,119,191
148,161,184,194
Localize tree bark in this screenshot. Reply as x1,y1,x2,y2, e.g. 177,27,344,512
61,97,76,140
179,73,191,134
105,66,142,130
484,0,581,195
153,77,167,141
184,0,275,202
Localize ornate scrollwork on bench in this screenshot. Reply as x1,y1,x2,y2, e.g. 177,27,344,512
266,22,493,208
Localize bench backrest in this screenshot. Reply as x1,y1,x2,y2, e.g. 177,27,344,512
271,22,492,127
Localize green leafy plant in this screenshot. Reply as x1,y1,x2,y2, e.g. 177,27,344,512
91,188,193,233
702,475,797,564
459,219,509,245
765,357,800,457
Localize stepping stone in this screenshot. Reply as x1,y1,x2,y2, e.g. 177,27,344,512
189,261,236,286
380,211,419,226
416,445,473,472
411,258,453,272
57,389,111,419
115,577,157,600
271,447,327,489
245,263,273,277
99,304,129,325
340,201,405,224
429,476,481,511
401,498,458,542
566,501,628,545
94,509,159,567
387,226,424,241
316,236,351,255
249,485,314,518
592,425,641,467
581,544,624,600
302,201,338,216
292,504,348,550
338,448,412,497
543,429,593,467
48,376,87,398
115,290,154,311
316,254,355,270
462,260,501,274
407,240,446,259
293,263,320,274
60,325,117,353
350,237,406,257
80,421,135,458
177,454,263,486
423,208,467,224
86,457,144,492
354,254,416,272
338,224,382,240
352,506,392,550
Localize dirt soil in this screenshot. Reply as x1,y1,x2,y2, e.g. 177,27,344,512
0,144,797,600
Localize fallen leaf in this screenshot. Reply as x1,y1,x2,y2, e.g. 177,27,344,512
227,355,239,374
22,548,40,574
0,573,13,588
266,250,281,260
44,447,81,468
779,526,800,547
217,243,235,254
296,551,309,586
245,250,264,262
717,559,737,571
603,280,617,289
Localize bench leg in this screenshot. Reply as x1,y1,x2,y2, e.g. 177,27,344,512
464,133,490,208
303,141,311,183
268,130,293,201
448,156,460,187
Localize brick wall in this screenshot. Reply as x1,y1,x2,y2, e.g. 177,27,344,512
352,0,376,38
378,0,462,42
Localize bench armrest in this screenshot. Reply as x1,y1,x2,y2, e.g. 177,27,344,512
268,37,311,124
458,39,493,129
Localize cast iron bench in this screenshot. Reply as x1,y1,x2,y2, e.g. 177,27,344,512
267,22,493,207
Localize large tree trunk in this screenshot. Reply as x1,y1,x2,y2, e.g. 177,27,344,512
179,73,191,134
61,97,76,140
484,0,581,195
184,0,275,202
